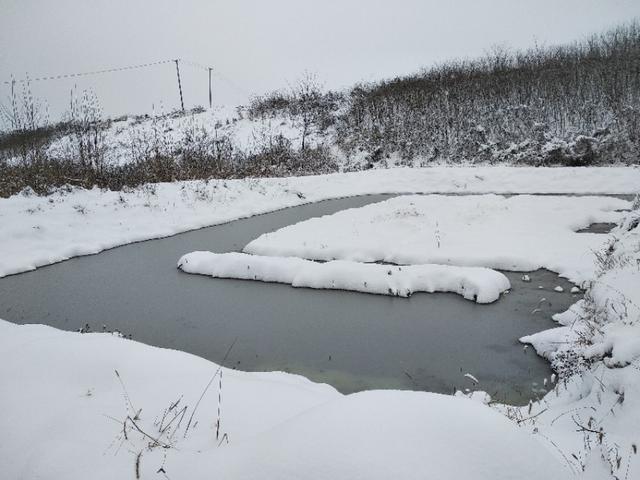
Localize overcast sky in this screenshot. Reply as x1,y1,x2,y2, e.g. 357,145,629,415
2,0,639,121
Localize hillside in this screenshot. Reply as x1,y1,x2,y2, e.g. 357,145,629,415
1,22,639,197
252,21,640,167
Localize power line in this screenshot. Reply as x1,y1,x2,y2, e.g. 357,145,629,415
212,70,251,97
2,59,175,85
179,59,211,71
2,57,250,107
178,59,251,98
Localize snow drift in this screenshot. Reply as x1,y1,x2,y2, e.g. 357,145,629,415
178,251,511,303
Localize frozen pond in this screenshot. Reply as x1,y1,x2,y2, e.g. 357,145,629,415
0,194,585,404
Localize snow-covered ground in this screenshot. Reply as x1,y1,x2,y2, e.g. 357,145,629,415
1,166,639,278
0,319,571,480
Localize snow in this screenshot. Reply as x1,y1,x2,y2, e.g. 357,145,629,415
39,107,313,167
464,373,480,384
172,189,640,478
2,167,638,279
503,363,640,478
210,390,569,480
522,211,640,371
514,204,640,477
177,251,511,303
244,194,630,285
0,319,571,480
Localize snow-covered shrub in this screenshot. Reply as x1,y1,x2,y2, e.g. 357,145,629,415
336,22,640,166
247,72,342,151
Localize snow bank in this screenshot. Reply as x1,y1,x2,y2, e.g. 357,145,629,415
514,202,640,477
245,194,631,284
209,390,570,480
521,209,640,370
1,167,638,278
178,251,511,303
0,319,571,480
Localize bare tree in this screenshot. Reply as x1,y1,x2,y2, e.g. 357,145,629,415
289,72,327,151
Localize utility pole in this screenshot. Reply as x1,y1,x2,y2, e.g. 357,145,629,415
208,67,213,109
174,59,185,112
10,78,18,130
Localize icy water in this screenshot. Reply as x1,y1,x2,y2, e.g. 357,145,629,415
576,222,617,234
0,194,587,404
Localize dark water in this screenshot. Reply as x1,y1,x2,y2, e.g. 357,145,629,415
0,195,584,405
576,222,617,234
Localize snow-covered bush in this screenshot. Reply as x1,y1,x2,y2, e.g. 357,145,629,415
336,22,640,167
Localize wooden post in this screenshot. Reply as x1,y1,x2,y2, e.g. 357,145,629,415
174,59,185,112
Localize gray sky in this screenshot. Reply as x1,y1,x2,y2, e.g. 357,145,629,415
2,0,640,121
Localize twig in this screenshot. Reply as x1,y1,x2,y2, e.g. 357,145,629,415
135,451,142,479
218,432,229,447
124,416,173,449
533,429,578,475
184,337,238,437
516,408,548,425
160,406,188,436
114,370,136,415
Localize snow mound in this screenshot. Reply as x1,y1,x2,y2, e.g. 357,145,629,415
0,319,337,480
177,251,511,303
244,194,630,284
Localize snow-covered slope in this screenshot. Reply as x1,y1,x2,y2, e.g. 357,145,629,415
36,106,316,167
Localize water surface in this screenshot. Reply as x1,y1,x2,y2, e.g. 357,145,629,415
0,194,584,404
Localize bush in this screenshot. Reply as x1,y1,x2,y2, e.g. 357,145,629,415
336,22,640,165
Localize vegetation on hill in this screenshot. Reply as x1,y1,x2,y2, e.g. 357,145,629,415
1,22,639,197
334,22,640,166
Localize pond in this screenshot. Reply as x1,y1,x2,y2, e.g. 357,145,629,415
0,194,584,405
